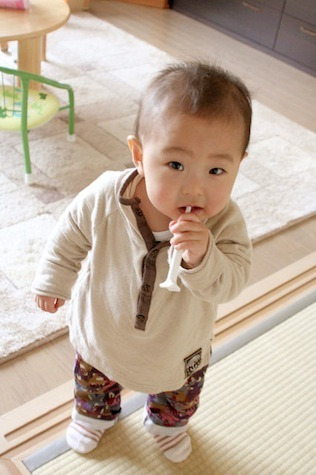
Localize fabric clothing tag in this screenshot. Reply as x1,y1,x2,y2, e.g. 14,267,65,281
184,348,202,378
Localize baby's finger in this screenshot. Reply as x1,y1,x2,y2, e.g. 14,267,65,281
170,219,206,235
55,298,65,309
177,212,202,223
44,299,58,313
35,295,59,313
171,231,202,247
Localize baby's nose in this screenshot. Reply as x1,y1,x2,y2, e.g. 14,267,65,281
182,174,203,196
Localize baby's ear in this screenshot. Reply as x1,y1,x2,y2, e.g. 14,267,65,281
127,135,144,174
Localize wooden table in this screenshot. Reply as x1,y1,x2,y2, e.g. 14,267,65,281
0,0,70,87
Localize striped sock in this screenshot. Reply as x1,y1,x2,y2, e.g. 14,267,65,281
66,420,106,454
154,432,192,463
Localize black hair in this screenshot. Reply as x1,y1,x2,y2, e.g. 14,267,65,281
134,61,252,153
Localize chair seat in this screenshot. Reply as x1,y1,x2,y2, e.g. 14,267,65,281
0,86,60,131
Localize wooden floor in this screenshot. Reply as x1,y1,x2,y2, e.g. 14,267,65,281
92,0,316,132
0,0,315,417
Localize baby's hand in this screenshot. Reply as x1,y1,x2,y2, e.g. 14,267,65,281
35,295,65,314
169,212,210,268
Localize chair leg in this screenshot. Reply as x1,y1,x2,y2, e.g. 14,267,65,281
67,87,76,142
67,133,76,143
24,173,34,185
21,128,33,185
20,76,34,184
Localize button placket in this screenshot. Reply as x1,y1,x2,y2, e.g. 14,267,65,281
118,173,170,332
135,242,169,331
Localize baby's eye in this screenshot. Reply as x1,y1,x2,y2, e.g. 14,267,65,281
210,168,225,175
168,161,184,171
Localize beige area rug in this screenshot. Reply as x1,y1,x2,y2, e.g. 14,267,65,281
30,302,316,474
0,12,315,361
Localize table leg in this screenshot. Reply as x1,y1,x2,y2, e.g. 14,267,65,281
1,41,9,52
18,36,43,90
42,35,47,61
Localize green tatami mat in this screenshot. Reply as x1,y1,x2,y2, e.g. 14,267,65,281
32,302,315,474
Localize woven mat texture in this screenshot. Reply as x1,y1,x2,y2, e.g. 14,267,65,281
32,302,315,474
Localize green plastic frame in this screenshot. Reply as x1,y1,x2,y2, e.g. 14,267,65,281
0,65,75,182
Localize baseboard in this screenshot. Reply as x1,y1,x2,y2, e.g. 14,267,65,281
1,252,315,472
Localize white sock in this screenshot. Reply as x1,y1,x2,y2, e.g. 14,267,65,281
66,409,116,454
154,432,192,463
66,420,105,454
143,413,192,463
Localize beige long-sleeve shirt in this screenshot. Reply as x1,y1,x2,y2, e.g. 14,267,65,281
33,168,252,393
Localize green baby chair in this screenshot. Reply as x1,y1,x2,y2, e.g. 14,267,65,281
0,65,75,184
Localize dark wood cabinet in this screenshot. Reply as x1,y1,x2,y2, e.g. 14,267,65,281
171,0,316,75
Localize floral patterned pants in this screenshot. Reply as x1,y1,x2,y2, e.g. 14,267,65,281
74,353,208,428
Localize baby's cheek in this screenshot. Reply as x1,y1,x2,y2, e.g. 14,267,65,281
206,200,227,218
197,210,209,221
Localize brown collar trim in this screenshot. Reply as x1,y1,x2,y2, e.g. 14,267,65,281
119,169,156,251
119,169,140,207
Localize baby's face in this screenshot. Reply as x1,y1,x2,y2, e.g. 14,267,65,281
134,111,246,222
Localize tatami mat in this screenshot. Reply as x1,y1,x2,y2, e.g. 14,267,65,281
32,302,315,474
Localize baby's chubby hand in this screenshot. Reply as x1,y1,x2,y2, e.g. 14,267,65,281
169,212,210,268
35,295,65,314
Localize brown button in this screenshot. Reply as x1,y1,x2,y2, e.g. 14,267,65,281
135,208,143,216
136,314,145,322
142,284,151,292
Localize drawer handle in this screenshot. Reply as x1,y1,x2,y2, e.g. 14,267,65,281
300,26,316,38
241,1,261,12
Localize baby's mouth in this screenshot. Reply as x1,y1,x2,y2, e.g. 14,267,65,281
179,206,202,214
179,206,203,214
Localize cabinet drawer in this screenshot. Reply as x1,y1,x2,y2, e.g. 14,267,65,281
172,0,215,20
284,0,316,25
275,14,316,71
172,0,282,49
246,0,284,10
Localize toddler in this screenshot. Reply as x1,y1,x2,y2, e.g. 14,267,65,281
33,61,252,463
